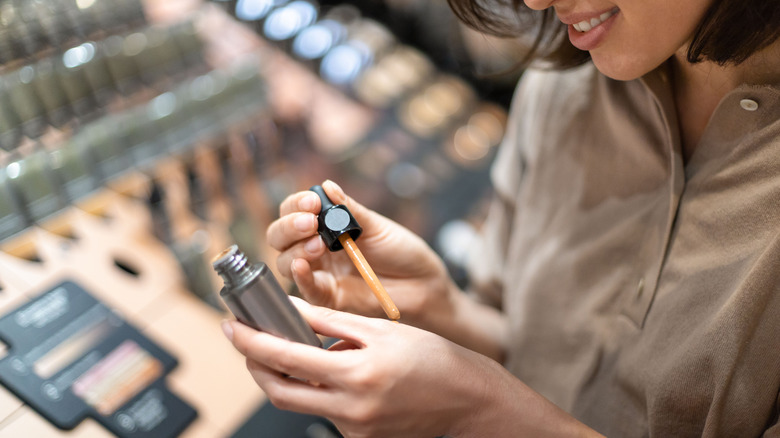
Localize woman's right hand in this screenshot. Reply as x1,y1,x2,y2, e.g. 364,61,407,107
266,180,457,329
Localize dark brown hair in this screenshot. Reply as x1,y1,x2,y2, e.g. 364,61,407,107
446,0,780,68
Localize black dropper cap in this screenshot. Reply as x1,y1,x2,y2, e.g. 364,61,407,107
310,185,361,251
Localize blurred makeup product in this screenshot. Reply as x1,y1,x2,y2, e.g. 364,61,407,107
64,42,116,110
29,0,73,50
4,66,48,139
4,151,67,224
9,0,46,59
169,20,206,70
73,116,131,183
47,138,101,204
0,82,22,151
305,78,377,157
261,0,319,51
213,244,322,347
318,19,394,89
154,160,226,310
353,46,434,109
141,26,186,82
31,58,73,128
55,49,100,122
0,3,18,64
445,103,507,168
102,34,142,97
62,0,98,40
290,4,359,67
211,137,263,263
310,184,400,321
0,164,28,241
397,75,474,139
233,0,292,33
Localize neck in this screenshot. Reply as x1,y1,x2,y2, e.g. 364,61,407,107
670,40,780,161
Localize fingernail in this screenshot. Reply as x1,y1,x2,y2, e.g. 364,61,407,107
221,320,234,341
304,236,322,254
289,296,311,308
290,259,299,276
294,214,314,231
290,258,304,277
323,180,345,201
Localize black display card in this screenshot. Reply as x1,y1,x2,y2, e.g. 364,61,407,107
0,280,197,437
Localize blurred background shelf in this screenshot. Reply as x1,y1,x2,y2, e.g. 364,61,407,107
0,0,522,436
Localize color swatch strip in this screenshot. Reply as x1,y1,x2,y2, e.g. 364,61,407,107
72,340,163,416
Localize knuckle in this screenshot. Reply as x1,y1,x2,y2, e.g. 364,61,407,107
265,225,277,247
275,256,290,277
345,366,382,392
349,400,382,426
268,348,297,374
246,357,261,372
265,386,293,411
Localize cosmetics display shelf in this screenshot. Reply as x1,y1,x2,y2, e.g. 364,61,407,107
0,1,277,436
0,0,147,68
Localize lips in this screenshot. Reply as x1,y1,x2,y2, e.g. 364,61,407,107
562,8,620,51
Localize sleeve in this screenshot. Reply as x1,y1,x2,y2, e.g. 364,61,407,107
463,66,593,310
464,72,536,309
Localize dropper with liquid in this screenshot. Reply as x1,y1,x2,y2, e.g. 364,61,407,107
310,185,400,321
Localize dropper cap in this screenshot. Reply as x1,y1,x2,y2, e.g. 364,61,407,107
310,185,362,251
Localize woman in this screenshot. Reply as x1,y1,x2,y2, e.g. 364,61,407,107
222,0,780,436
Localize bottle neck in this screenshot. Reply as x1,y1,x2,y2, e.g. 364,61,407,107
212,245,259,289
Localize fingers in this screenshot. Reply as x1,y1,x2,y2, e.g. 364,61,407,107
228,320,346,384
290,296,390,345
279,190,320,216
267,189,321,256
274,236,326,277
266,212,319,252
268,180,370,253
291,258,337,307
245,358,343,419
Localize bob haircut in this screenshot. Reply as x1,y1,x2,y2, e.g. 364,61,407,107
446,0,780,69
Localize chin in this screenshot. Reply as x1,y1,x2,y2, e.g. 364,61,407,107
590,55,659,82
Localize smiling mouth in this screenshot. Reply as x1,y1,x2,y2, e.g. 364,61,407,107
572,8,619,32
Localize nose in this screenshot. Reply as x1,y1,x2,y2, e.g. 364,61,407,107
524,0,555,10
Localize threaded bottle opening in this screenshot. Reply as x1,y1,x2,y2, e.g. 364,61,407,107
212,244,258,288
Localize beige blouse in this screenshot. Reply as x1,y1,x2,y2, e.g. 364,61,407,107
468,62,780,436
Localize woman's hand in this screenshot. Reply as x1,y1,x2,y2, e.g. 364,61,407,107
222,299,600,438
267,180,455,328
223,298,498,438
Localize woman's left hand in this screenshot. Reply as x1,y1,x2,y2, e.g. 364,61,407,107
221,297,506,438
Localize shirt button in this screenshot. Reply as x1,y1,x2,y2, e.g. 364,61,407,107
740,98,759,111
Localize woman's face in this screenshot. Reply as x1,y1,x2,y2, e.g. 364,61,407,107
524,0,713,80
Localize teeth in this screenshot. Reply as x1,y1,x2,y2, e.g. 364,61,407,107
572,8,617,33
